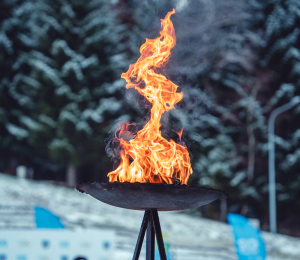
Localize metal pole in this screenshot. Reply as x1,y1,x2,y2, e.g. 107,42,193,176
146,212,155,260
268,96,300,233
133,210,150,260
151,209,167,260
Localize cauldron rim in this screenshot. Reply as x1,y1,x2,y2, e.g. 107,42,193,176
76,181,228,211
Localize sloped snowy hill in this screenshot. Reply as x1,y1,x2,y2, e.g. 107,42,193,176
0,174,300,260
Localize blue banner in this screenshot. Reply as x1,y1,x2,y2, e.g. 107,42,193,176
227,213,266,260
34,206,64,228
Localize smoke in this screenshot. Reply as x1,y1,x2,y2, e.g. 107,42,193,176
125,87,152,112
105,120,142,165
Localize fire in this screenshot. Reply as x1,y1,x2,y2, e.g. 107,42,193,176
107,9,193,184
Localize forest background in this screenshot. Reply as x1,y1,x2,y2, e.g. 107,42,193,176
1,0,300,236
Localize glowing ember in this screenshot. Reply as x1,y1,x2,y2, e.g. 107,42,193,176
107,9,193,184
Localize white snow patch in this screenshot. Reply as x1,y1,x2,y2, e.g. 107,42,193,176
0,174,300,260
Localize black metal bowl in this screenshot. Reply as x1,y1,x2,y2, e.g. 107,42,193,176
76,182,227,211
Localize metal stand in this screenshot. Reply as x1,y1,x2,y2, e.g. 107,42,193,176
132,209,167,260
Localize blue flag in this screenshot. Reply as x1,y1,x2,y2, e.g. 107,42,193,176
34,206,64,228
227,213,266,260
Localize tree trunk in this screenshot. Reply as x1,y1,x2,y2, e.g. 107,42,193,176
66,164,77,187
220,199,227,222
247,128,255,182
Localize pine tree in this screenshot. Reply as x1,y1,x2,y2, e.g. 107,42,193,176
172,0,270,220
178,0,300,231
0,0,134,182
254,0,300,234
0,0,35,175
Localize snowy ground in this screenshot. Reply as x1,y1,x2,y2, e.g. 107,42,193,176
1,173,300,260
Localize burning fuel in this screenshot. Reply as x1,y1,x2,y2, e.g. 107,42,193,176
107,9,193,184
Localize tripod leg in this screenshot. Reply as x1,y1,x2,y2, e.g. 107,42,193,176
133,210,150,260
151,209,167,260
146,211,155,260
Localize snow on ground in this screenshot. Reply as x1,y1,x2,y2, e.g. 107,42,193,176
1,173,300,260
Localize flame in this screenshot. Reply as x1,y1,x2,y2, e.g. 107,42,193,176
176,128,184,141
107,9,193,184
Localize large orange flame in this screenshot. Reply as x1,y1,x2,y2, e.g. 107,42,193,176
108,9,193,184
